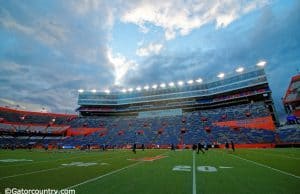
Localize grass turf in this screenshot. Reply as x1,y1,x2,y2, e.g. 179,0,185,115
0,148,299,194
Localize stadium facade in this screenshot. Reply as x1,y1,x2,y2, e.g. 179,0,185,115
77,66,278,127
283,74,300,118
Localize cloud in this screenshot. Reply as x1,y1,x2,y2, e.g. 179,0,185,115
121,0,269,40
107,48,138,86
136,43,163,57
0,0,298,119
0,7,68,47
0,1,116,113
124,1,300,119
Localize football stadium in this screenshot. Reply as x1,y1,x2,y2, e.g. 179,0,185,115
1,1,300,194
0,64,300,194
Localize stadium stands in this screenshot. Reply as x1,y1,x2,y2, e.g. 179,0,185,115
1,68,299,149
276,125,300,144
58,102,277,148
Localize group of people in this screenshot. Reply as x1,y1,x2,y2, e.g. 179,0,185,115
132,143,145,154
132,141,235,153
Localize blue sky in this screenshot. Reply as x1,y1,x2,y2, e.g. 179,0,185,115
0,0,299,120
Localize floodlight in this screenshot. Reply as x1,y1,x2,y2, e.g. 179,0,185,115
187,80,194,84
144,85,149,90
177,81,184,86
217,73,225,79
78,89,84,93
236,67,244,73
196,78,203,83
104,89,110,94
160,83,166,88
91,89,97,93
152,84,158,89
128,88,133,92
136,87,141,91
121,89,127,93
168,82,175,87
256,60,267,67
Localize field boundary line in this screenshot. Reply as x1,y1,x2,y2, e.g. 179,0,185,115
230,154,300,179
192,151,196,194
245,150,300,160
64,161,142,189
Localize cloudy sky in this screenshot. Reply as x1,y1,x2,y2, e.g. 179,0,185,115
0,0,299,119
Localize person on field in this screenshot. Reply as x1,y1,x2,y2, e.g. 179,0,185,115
141,144,145,151
171,144,176,151
132,143,137,154
197,142,205,154
192,144,197,151
231,141,235,152
225,142,229,150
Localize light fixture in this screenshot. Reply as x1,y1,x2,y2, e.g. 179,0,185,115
152,84,158,89
187,80,194,84
196,78,203,83
168,82,175,87
160,83,166,88
177,81,184,86
256,60,267,67
236,67,244,73
217,73,225,79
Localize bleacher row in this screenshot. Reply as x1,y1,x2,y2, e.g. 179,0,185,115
0,102,299,148
63,102,275,147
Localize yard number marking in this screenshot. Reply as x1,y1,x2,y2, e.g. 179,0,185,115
197,166,217,172
172,165,191,172
61,162,97,167
173,165,233,172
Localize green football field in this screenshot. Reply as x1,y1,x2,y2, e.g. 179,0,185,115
0,148,299,194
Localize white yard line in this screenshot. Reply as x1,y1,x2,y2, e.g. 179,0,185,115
230,154,300,179
64,161,142,189
64,151,169,190
192,151,197,194
0,154,97,168
0,166,66,180
0,156,120,180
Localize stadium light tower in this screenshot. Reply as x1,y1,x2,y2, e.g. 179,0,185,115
144,85,149,90
128,88,133,92
187,80,194,84
152,84,158,89
136,86,141,91
236,67,244,73
78,89,84,93
160,83,166,88
121,88,127,93
217,73,225,79
168,82,175,87
196,78,203,83
91,89,97,93
177,81,184,86
256,60,267,67
104,89,110,94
